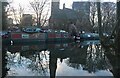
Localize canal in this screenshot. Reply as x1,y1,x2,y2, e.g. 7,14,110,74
2,40,120,78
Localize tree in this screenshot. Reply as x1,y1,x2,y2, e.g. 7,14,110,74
2,2,9,30
101,2,116,34
18,4,24,26
90,2,97,32
97,1,102,39
29,0,50,27
89,2,116,34
97,1,112,46
7,3,24,25
115,1,120,50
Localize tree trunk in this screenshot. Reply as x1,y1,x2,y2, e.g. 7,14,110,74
97,2,103,40
115,1,120,51
2,2,8,30
36,13,39,26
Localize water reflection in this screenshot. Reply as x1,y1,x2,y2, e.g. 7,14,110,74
6,50,50,76
3,40,116,77
85,44,110,73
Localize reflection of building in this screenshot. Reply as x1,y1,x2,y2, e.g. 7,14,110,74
49,0,91,32
21,14,33,26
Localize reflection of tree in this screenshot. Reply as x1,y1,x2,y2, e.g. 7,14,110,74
65,59,81,69
49,50,57,78
27,50,49,76
64,43,112,74
48,42,80,78
5,42,115,77
84,44,110,73
65,45,88,70
2,47,9,77
6,50,50,76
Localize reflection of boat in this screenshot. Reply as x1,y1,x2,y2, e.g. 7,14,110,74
4,42,71,53
79,40,100,46
80,33,99,40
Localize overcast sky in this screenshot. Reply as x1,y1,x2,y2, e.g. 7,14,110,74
60,0,116,8
9,0,116,13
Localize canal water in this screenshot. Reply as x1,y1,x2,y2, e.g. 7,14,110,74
2,40,119,77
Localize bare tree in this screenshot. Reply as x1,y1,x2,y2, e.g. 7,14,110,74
90,2,97,32
115,1,120,49
97,1,103,39
29,0,50,27
11,7,19,24
101,2,116,34
96,1,117,46
2,2,9,30
7,3,24,25
18,4,24,24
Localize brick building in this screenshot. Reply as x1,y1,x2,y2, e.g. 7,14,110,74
49,0,91,32
21,14,33,26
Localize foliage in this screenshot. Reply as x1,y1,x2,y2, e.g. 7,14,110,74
29,0,50,27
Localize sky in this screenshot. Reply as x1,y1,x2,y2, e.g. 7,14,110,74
6,0,116,24
10,0,116,11
7,0,116,16
60,0,116,8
